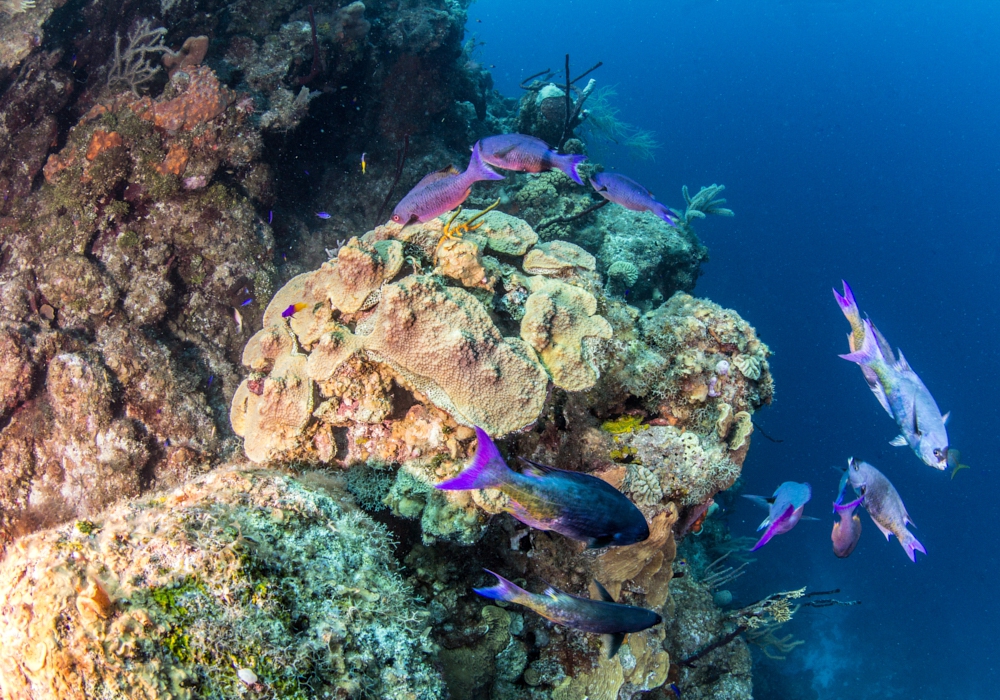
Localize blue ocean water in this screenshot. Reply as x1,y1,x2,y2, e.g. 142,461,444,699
471,1,1000,698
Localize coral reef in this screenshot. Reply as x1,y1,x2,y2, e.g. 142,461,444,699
596,205,709,304
0,466,444,699
0,61,277,552
0,1,768,698
662,575,754,700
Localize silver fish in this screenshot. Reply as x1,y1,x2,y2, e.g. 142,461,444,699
840,318,950,470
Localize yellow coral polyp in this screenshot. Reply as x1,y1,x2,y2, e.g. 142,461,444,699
601,415,647,435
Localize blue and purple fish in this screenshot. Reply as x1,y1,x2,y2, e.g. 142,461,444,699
743,481,812,551
841,458,925,562
831,471,862,558
478,134,587,185
589,172,677,225
391,142,503,225
436,427,649,548
837,302,951,470
474,569,662,658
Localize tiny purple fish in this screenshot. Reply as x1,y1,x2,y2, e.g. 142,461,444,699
743,481,812,551
268,210,273,224
282,302,308,318
240,298,253,307
590,172,677,225
316,212,331,219
207,375,214,389
478,134,586,185
391,142,503,225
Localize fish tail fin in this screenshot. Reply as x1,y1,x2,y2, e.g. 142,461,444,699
838,319,882,366
833,280,861,325
901,532,926,562
554,153,587,185
473,569,531,604
468,142,505,182
651,201,678,226
435,427,511,490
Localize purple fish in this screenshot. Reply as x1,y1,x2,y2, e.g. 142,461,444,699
590,172,676,225
391,142,503,225
831,471,862,558
436,427,649,548
743,481,812,551
844,458,925,562
240,298,253,307
474,569,661,658
316,212,331,219
478,134,586,185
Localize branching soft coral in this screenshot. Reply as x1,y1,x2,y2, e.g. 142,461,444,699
679,184,735,222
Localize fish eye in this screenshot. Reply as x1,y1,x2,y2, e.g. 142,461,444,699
391,214,401,223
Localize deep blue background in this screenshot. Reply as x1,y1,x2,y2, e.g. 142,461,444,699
469,1,999,697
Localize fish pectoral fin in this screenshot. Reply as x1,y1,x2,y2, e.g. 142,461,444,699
889,435,908,447
742,494,774,510
592,579,616,603
602,632,627,659
893,350,912,373
587,535,615,549
492,144,518,158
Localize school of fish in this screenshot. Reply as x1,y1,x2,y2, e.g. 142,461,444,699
378,133,970,653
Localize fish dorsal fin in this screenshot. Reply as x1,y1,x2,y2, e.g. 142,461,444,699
517,456,557,478
592,579,616,603
414,164,460,189
894,350,912,373
890,435,908,447
942,411,950,425
602,632,626,659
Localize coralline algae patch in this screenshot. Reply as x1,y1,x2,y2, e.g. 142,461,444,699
0,467,444,700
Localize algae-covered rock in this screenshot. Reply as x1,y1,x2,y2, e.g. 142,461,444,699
0,466,445,700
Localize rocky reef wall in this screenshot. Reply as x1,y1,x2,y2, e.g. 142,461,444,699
1,1,769,698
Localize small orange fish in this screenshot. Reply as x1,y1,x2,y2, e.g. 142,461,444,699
282,302,308,318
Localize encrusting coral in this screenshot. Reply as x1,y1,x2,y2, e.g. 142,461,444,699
0,465,445,700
